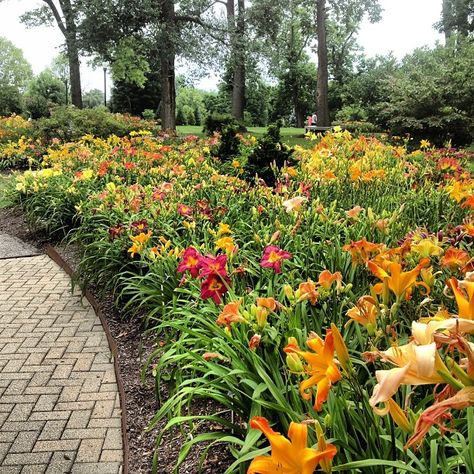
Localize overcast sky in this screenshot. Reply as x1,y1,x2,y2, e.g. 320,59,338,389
0,0,444,92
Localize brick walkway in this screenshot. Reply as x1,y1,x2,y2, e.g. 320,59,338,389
0,255,124,474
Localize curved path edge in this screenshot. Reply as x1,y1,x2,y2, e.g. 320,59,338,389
45,244,130,474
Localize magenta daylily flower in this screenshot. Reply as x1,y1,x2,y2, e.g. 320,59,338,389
260,245,292,274
177,247,202,278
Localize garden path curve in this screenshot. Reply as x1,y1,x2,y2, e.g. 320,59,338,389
0,246,124,473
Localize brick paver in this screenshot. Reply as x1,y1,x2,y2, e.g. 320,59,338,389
0,255,123,473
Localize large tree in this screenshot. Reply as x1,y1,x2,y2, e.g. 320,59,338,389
438,0,474,39
20,0,83,108
315,0,382,126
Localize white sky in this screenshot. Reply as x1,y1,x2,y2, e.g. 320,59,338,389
0,0,444,92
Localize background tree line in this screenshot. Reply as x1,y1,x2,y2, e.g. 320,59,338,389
0,0,473,144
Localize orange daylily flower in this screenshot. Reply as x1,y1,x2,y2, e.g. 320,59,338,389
256,297,281,311
343,238,383,265
367,258,430,301
446,277,474,319
440,247,470,271
284,331,342,411
318,270,343,290
296,279,318,305
247,417,337,474
346,296,379,329
216,300,246,326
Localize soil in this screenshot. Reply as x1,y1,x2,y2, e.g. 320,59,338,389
0,204,234,474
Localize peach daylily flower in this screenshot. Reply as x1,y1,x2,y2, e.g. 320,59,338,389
345,205,364,220
283,196,307,213
247,417,337,474
369,342,448,409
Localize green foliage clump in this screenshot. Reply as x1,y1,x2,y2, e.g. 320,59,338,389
244,120,295,185
213,124,241,162
202,113,245,136
31,106,159,141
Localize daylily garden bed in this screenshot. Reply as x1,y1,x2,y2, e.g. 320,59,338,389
4,120,474,473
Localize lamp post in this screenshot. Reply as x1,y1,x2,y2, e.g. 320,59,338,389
103,67,107,107
64,78,69,106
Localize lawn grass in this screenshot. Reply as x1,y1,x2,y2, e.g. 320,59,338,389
0,173,14,209
176,125,312,148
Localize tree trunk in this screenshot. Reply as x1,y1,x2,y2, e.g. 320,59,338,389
66,37,83,108
442,0,453,41
48,0,82,107
159,0,176,131
231,0,245,121
316,0,329,127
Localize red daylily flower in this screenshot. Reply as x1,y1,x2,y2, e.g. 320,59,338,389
199,254,228,278
201,273,230,304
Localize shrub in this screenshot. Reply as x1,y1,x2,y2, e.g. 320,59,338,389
333,120,381,135
203,113,245,136
31,106,160,141
243,120,295,185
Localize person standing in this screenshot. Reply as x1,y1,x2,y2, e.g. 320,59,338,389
311,112,318,125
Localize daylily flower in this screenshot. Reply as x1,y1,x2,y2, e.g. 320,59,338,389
177,247,202,278
296,279,318,305
445,277,474,319
345,205,364,220
284,331,342,411
199,254,228,278
368,258,430,301
410,238,443,258
346,296,379,331
177,203,193,216
406,387,474,449
440,247,470,271
248,334,261,350
247,417,337,474
282,196,307,213
260,246,292,274
318,270,343,290
343,238,383,265
216,300,246,327
368,342,448,409
200,273,230,304
217,222,232,235
215,236,237,254
127,231,152,257
256,297,281,311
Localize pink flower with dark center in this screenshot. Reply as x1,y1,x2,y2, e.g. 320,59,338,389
199,254,228,278
260,245,292,274
177,247,202,278
177,203,193,216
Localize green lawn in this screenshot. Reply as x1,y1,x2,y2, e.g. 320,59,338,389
176,125,312,148
0,173,14,209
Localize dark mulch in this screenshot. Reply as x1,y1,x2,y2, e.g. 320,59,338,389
0,205,234,474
